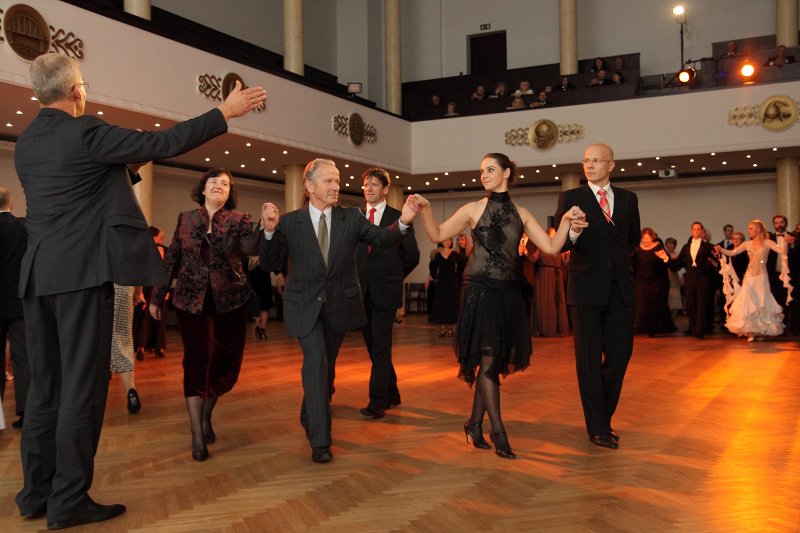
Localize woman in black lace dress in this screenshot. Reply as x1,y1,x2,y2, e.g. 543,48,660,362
412,153,586,458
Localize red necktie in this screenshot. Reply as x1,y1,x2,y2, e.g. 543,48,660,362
597,189,612,223
367,207,376,253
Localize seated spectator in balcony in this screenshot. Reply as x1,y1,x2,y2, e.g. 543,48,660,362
764,45,796,67
514,80,534,96
721,41,738,58
530,90,551,109
507,95,525,110
591,57,607,72
557,76,574,91
586,69,612,87
488,81,508,99
470,85,486,101
444,101,459,117
611,71,625,85
431,94,442,106
613,56,625,70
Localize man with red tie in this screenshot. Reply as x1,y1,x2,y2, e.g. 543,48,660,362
555,143,641,449
356,168,420,419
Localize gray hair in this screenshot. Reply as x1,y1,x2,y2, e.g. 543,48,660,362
30,54,81,105
303,158,336,182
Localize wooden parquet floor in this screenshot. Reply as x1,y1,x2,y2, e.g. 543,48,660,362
1,315,799,532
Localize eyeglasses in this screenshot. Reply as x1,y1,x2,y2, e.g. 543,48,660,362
73,81,89,91
581,158,611,165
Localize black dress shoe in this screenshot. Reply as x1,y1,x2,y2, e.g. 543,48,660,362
21,506,46,519
311,446,333,463
135,348,144,361
359,404,386,419
47,501,126,530
155,348,165,358
589,435,619,449
609,429,620,443
12,415,24,428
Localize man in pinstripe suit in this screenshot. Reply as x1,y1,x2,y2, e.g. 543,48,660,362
260,159,419,463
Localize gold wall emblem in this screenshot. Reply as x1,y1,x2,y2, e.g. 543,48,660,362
505,120,584,150
759,95,798,132
4,4,50,61
333,113,377,145
198,72,265,111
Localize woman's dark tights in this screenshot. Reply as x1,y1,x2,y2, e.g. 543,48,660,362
469,353,504,435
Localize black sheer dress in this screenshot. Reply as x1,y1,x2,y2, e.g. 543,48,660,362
456,192,532,385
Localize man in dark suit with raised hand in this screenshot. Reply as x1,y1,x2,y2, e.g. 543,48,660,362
668,222,718,339
260,159,419,463
0,187,30,431
14,53,265,529
356,168,420,419
767,214,795,330
555,143,641,450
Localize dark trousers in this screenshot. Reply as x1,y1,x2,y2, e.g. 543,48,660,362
361,297,400,409
16,283,114,520
685,273,710,337
1,317,30,416
570,279,634,436
174,302,247,398
298,310,345,448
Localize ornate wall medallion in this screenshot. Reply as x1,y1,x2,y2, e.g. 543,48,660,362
505,119,584,150
4,4,50,61
728,95,799,131
198,72,265,111
333,113,377,145
759,95,798,132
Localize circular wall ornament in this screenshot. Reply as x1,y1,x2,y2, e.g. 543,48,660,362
528,119,559,150
221,73,245,100
348,113,365,146
4,4,50,61
758,95,798,132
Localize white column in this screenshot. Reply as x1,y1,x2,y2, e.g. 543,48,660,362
776,0,799,47
133,162,154,224
560,171,581,191
384,0,402,115
123,0,151,20
284,164,305,212
776,157,799,228
284,0,304,76
559,0,578,76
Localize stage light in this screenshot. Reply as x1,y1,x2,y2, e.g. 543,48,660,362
677,67,696,83
740,61,755,80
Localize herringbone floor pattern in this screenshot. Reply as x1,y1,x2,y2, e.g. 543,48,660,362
1,315,798,532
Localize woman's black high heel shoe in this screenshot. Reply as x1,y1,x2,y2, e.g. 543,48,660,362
192,432,209,462
490,432,516,459
463,421,491,449
127,388,141,414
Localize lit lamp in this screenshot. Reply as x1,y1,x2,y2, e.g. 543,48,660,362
672,6,694,85
740,61,756,83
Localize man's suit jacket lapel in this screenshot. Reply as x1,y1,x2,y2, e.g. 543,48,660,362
581,185,614,233
326,206,346,269
295,205,327,268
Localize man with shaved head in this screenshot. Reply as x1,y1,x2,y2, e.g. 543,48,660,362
555,143,642,450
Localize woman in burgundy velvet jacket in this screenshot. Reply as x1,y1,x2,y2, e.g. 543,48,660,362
151,168,266,461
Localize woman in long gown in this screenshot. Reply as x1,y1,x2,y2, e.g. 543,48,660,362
716,219,792,341
532,227,570,337
428,239,465,337
631,228,672,336
412,153,586,459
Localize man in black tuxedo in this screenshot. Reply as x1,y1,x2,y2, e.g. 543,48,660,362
767,215,795,330
356,168,420,419
555,143,641,450
0,188,30,430
668,222,718,339
14,53,265,529
260,160,419,463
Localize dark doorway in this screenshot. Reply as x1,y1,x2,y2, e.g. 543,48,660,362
469,31,507,74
